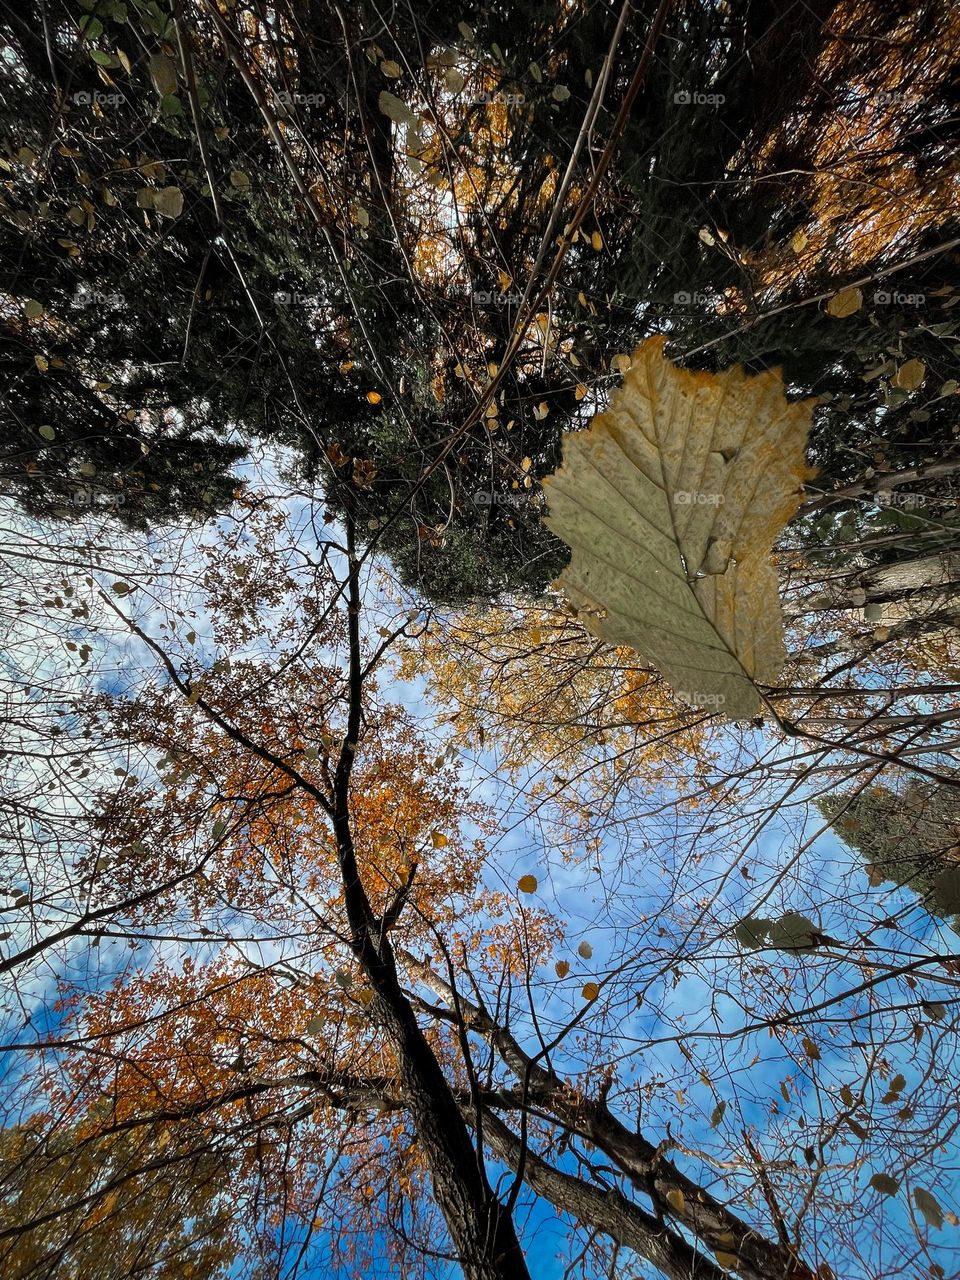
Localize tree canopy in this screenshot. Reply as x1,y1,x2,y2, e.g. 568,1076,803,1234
2,2,960,1279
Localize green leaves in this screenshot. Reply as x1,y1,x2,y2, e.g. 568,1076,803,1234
148,54,178,99
734,912,820,952
869,1172,900,1196
914,1187,944,1230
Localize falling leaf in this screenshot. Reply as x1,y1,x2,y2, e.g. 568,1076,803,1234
825,286,863,318
148,53,178,98
577,941,593,959
914,1187,944,1230
554,960,569,978
714,1251,739,1269
38,425,55,441
517,874,538,894
229,170,250,191
152,186,183,218
802,1036,820,1061
543,336,815,719
306,1016,325,1035
430,830,448,848
533,401,549,420
710,1101,727,1127
378,90,417,126
581,982,599,1001
734,916,771,949
892,359,926,391
381,59,402,78
932,867,960,914
610,353,632,374
870,1173,900,1196
552,85,571,101
590,231,603,251
766,912,819,952
366,391,382,405
575,383,587,401
445,68,465,93
23,299,43,319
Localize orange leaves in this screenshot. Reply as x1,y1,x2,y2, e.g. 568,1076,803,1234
402,604,714,825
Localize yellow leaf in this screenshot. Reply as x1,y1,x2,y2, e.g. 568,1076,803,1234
381,59,402,78
825,286,863,318
575,383,587,401
543,336,815,719
591,231,603,251
533,401,549,420
517,874,538,894
431,830,448,848
715,1251,739,1269
581,982,599,1000
577,291,587,306
802,1036,820,1061
610,353,632,374
666,1188,685,1215
892,359,926,391
366,391,382,405
554,960,569,978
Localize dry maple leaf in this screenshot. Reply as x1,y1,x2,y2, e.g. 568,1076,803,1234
543,336,816,720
